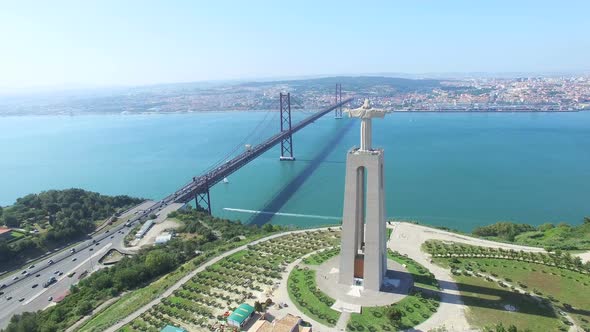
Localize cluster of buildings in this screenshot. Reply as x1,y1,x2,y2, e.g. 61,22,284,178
6,75,589,116
129,76,590,113
374,76,590,111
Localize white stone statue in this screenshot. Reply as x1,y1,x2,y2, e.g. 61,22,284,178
344,99,388,151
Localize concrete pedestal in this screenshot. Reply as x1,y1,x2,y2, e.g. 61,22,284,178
338,148,387,291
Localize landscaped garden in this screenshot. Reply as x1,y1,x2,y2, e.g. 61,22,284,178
345,251,440,331
387,249,440,291
287,266,341,327
347,290,440,331
424,240,590,332
122,228,341,331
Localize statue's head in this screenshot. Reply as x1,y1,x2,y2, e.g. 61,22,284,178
362,99,371,109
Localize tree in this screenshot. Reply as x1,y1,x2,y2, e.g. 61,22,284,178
584,216,590,224
76,301,93,316
254,301,263,313
145,250,174,275
2,213,19,227
262,223,274,233
386,306,403,322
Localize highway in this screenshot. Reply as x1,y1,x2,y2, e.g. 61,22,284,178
0,201,154,329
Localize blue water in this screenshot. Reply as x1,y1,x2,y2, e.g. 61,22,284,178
1,111,589,231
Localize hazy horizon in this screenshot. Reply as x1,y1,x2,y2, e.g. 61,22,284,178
2,0,589,89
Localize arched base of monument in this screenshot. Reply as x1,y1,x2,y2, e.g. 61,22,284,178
314,254,413,313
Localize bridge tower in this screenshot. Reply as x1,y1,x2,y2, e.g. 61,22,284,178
194,176,212,214
335,83,343,119
279,93,295,161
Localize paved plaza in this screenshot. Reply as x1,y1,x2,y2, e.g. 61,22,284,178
312,255,412,309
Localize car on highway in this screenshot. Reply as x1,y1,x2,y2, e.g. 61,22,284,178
67,272,76,278
21,270,27,275
89,248,94,252
0,291,3,296
70,248,76,254
43,276,57,287
72,258,77,262
36,273,41,277
0,284,6,289
48,296,53,301
18,297,25,302
32,284,38,288
54,270,60,275
110,235,114,239
48,259,54,265
58,272,64,276
6,296,12,301
28,265,35,269
12,276,18,281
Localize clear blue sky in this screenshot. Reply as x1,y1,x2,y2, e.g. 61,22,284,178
1,0,589,88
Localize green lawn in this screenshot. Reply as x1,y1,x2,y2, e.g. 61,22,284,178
434,257,590,331
287,267,341,327
388,250,439,291
450,272,563,331
347,292,439,331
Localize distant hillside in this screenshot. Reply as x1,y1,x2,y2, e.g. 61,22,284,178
240,75,442,93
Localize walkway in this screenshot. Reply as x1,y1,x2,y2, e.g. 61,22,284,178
388,222,547,332
268,249,340,332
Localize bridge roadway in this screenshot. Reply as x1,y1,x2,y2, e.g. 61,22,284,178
0,99,351,327
172,98,353,205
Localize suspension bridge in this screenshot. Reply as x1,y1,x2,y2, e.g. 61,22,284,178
127,85,351,226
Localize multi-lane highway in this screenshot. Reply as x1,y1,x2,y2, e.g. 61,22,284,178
0,200,157,329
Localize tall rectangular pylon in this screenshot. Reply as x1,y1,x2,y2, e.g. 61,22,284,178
279,93,295,161
339,149,387,291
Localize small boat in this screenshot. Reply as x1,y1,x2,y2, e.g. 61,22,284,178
223,177,229,184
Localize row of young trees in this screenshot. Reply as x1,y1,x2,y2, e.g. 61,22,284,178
424,241,590,273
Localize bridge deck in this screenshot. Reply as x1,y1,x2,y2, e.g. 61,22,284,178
172,98,352,204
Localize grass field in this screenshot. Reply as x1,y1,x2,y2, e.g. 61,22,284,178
287,267,341,327
433,256,590,331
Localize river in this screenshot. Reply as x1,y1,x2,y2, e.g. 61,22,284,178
1,110,589,231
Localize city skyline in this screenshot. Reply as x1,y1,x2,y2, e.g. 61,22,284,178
1,0,590,89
